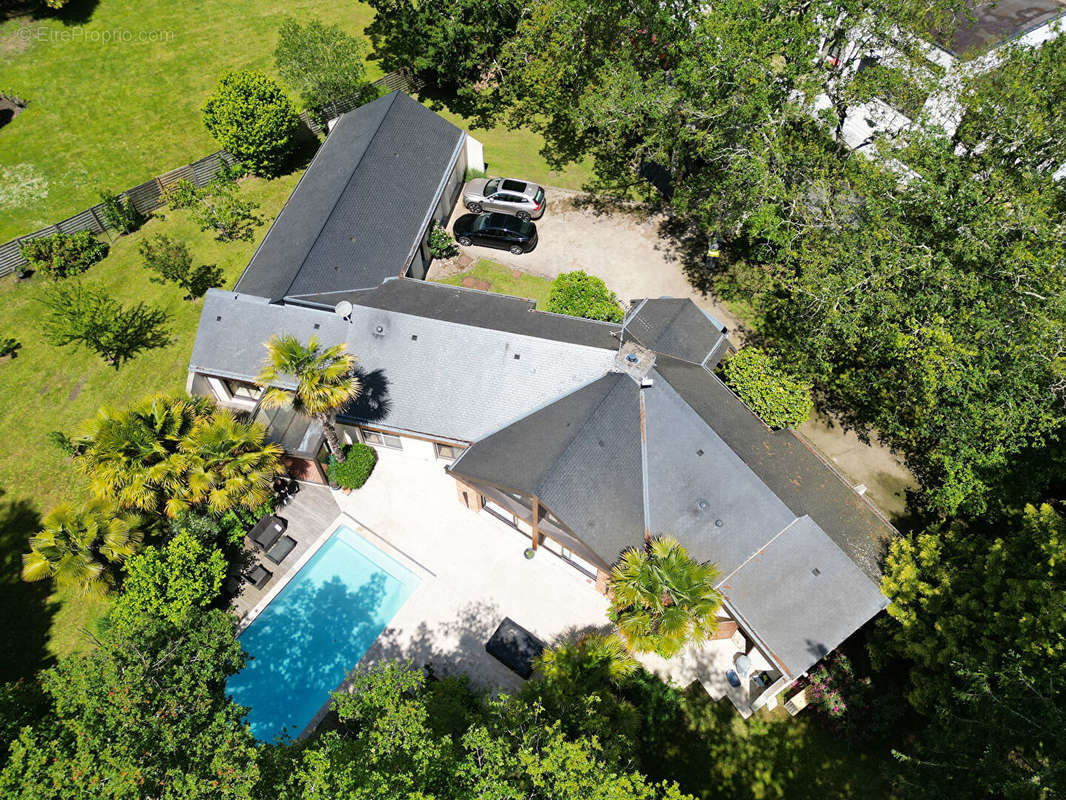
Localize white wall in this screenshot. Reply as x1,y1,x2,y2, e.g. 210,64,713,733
465,135,485,173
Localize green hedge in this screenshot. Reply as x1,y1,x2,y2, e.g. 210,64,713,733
720,347,813,429
328,442,378,489
545,271,624,322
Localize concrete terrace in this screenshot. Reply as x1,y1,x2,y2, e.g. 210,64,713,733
332,449,611,693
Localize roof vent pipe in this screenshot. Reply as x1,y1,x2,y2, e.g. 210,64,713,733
640,377,654,388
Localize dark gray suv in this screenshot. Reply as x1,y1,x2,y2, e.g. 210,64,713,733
462,177,546,221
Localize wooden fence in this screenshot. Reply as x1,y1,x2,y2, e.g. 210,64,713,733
0,69,422,278
0,150,238,278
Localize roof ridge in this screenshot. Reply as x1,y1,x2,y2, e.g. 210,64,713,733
534,373,631,496
715,516,804,588
281,92,401,299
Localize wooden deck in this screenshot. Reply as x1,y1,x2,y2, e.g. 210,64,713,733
232,483,341,620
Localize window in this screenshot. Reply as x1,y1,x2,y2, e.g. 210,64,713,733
497,193,524,204
224,380,262,401
435,443,463,460
361,429,402,449
484,178,500,195
501,179,526,192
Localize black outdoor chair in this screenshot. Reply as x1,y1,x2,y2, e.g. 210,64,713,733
247,515,287,551
244,564,272,590
265,535,297,565
485,618,546,679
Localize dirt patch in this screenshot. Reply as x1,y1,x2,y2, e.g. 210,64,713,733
0,21,34,58
461,276,477,288
66,376,86,403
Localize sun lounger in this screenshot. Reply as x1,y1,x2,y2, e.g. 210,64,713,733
247,515,287,551
244,564,272,590
265,535,297,565
485,618,545,679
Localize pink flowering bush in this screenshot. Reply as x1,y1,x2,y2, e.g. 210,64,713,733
802,653,903,744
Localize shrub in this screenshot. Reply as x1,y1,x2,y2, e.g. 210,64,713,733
0,337,20,358
47,431,77,456
163,178,201,210
545,271,624,322
19,231,108,279
41,282,172,368
192,182,261,242
428,222,458,259
201,70,300,176
328,442,377,489
719,347,813,429
274,17,378,123
139,234,223,298
97,189,143,234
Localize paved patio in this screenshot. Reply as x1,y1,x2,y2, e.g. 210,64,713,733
331,449,612,694
232,484,341,621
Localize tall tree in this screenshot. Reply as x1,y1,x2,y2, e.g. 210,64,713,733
609,536,721,658
0,611,258,800
878,503,1066,711
274,17,378,122
257,335,362,463
20,500,142,597
953,34,1066,173
364,0,525,119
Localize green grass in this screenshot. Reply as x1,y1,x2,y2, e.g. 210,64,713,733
0,0,377,242
0,0,593,243
435,259,553,308
436,110,593,192
0,171,302,678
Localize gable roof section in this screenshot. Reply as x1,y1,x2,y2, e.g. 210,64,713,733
654,356,894,581
299,279,621,350
623,298,729,367
642,372,795,577
234,92,464,300
449,373,646,561
190,290,616,443
718,516,889,678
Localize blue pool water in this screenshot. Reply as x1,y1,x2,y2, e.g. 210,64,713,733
228,525,420,740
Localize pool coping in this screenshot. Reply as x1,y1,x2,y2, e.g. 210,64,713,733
234,507,436,741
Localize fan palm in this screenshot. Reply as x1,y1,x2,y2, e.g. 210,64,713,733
21,500,142,597
257,335,362,462
73,394,212,514
609,536,722,659
169,411,282,517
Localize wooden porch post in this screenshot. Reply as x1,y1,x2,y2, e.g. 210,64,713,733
531,496,540,550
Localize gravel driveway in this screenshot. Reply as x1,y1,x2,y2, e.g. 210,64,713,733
437,189,743,333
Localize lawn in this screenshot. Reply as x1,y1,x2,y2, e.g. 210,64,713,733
0,171,302,680
0,0,592,244
435,259,553,308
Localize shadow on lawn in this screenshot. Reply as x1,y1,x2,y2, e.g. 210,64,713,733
0,489,55,682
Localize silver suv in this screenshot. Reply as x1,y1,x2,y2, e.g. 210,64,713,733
462,177,546,221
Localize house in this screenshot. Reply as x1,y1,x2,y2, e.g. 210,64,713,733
188,92,893,714
824,1,1065,164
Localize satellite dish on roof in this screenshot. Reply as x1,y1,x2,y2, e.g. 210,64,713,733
334,300,354,320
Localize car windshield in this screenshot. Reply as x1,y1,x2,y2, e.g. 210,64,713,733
484,178,500,195
534,188,545,204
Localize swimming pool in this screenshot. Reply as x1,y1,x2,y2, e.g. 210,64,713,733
228,524,420,740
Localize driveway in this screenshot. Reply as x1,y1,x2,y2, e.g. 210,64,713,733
441,189,744,333
438,188,915,520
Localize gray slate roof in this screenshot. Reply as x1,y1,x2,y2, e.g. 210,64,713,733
301,279,621,351
189,289,616,443
623,298,730,367
719,516,888,677
234,92,464,300
654,356,894,581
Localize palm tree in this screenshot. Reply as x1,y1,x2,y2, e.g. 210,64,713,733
21,500,142,597
257,335,362,462
608,536,722,659
169,411,282,517
537,633,638,687
73,394,212,514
